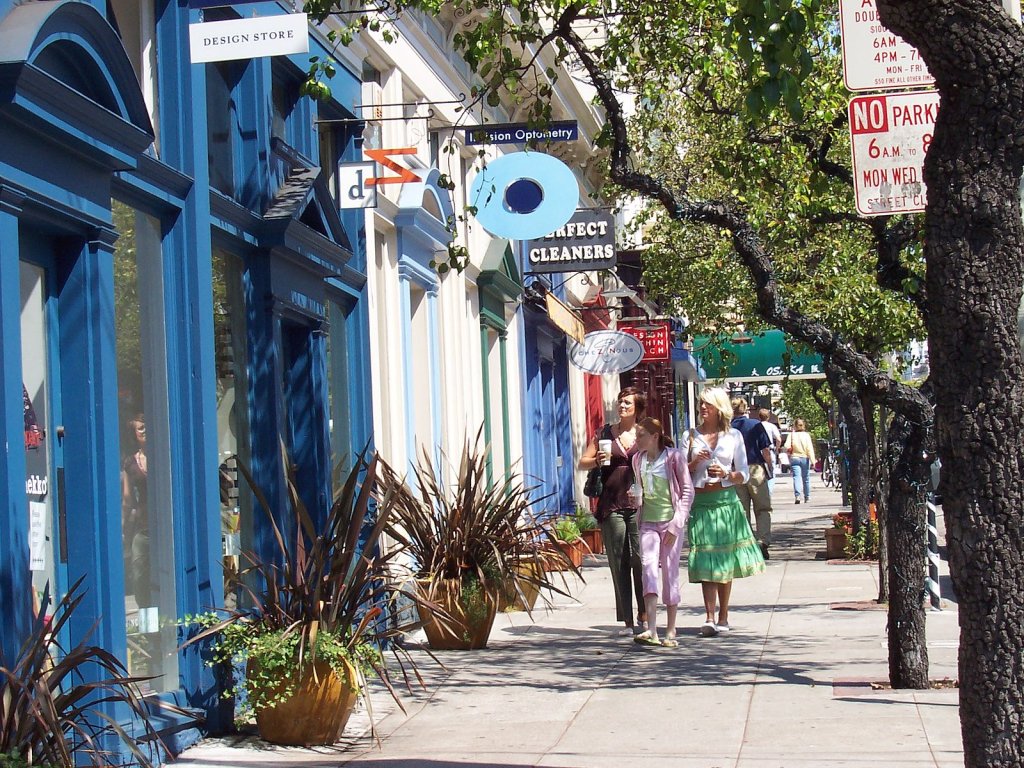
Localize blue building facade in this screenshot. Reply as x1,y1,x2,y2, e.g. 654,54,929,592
0,0,371,753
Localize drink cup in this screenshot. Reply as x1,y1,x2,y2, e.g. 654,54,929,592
598,439,613,466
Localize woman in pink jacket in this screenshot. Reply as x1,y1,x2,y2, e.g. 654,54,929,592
629,417,695,647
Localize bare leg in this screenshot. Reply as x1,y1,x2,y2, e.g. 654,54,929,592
643,593,659,640
701,582,717,622
717,581,733,625
665,604,678,639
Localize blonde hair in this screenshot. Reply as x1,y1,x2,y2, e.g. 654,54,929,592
699,387,733,433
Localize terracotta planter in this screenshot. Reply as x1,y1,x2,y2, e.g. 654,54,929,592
580,528,603,556
825,527,848,559
542,539,584,570
417,577,498,650
497,563,542,612
251,658,358,746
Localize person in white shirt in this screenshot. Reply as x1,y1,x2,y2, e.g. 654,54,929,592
758,408,783,494
684,387,766,637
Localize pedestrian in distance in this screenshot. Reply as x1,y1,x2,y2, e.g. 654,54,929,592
628,417,694,648
685,387,766,637
758,408,783,496
578,387,647,635
785,418,816,504
730,398,774,561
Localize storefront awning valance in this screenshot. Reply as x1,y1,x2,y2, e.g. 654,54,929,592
692,330,825,382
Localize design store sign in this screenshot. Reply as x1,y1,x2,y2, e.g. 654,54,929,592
189,13,309,63
569,331,644,375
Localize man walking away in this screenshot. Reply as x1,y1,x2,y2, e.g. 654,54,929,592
758,408,782,496
730,398,773,560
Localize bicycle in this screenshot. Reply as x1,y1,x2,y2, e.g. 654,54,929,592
820,442,840,488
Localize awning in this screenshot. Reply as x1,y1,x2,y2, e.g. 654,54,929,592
692,330,825,382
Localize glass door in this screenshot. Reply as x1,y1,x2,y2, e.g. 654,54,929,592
20,260,63,617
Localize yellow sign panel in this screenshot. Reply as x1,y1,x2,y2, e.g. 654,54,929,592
545,293,585,345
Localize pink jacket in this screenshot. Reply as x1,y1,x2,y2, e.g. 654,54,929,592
631,447,695,537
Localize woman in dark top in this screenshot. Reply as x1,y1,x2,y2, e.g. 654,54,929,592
578,387,646,635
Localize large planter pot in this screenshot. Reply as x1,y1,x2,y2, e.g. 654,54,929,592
497,563,542,612
580,528,603,556
417,578,498,650
251,658,358,746
542,539,584,571
824,528,848,560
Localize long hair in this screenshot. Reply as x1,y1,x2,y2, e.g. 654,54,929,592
638,417,674,450
699,387,733,433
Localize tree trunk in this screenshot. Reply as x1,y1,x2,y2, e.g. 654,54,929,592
878,3,1024,763
875,405,890,603
825,361,870,530
883,410,930,688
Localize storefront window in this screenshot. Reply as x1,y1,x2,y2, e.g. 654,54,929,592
326,299,352,472
112,201,177,693
212,249,253,609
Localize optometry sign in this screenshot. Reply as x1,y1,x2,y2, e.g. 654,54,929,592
189,13,308,63
470,152,579,239
465,121,578,146
525,208,616,273
569,331,645,375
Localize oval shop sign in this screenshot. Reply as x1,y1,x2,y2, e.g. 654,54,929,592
569,330,645,375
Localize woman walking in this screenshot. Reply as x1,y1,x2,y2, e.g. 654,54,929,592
629,417,694,647
785,418,816,504
578,387,647,634
685,387,765,637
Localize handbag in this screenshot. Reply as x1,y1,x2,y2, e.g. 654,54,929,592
584,425,612,498
584,467,603,498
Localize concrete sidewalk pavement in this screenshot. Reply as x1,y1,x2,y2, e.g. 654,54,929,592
176,476,962,767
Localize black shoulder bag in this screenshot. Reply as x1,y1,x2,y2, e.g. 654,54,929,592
584,425,612,498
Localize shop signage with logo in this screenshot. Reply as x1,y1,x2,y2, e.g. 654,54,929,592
620,322,671,362
525,208,616,273
189,13,309,63
569,331,645,374
544,293,585,345
465,121,578,146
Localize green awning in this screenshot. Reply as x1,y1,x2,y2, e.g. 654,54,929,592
692,330,825,382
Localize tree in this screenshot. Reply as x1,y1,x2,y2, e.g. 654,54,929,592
303,0,1023,761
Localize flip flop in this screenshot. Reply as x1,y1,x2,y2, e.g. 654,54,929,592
661,637,679,648
633,631,661,647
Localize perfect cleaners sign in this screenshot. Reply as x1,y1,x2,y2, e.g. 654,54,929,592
189,14,309,63
525,208,616,273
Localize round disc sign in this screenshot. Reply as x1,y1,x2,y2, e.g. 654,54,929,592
569,331,644,375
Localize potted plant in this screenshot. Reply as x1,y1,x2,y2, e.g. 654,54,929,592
182,452,425,746
825,513,850,559
550,517,585,569
0,579,171,767
382,437,578,650
573,505,603,556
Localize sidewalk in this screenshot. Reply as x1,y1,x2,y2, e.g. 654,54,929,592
175,477,962,767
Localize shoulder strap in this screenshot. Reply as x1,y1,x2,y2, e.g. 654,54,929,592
602,424,613,440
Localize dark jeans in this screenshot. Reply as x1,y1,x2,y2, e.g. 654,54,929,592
600,508,644,625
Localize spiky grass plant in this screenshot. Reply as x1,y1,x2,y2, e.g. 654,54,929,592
0,579,166,767
183,450,429,729
381,436,579,616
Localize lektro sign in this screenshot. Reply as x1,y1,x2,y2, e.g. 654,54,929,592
569,331,645,375
189,14,309,63
620,322,671,363
465,121,578,146
839,0,933,92
849,91,939,216
525,209,616,273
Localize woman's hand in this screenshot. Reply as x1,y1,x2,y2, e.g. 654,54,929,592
595,449,610,466
695,448,711,462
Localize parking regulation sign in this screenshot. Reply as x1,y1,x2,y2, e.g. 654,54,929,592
848,91,939,217
839,0,934,92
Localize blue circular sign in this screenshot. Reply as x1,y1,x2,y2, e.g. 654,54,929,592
470,152,579,239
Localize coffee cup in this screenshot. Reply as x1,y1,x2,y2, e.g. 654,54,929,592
598,439,613,466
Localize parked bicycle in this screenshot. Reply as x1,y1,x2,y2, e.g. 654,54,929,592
820,441,841,488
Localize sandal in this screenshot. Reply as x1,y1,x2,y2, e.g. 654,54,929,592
633,631,662,647
661,636,679,648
